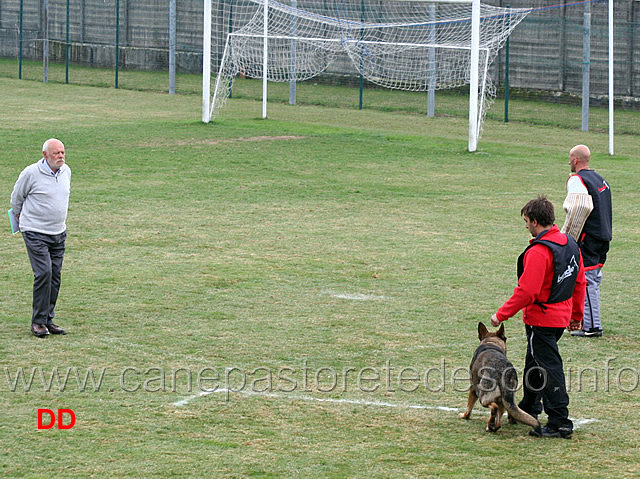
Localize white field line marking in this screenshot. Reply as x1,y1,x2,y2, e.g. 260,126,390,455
330,292,388,301
573,418,599,428
173,388,456,412
171,389,596,429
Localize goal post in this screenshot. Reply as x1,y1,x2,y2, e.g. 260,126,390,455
469,0,480,152
202,0,212,123
202,0,530,152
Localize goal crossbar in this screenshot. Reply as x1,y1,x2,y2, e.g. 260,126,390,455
229,32,486,51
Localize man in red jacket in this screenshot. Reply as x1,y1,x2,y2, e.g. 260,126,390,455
491,195,586,438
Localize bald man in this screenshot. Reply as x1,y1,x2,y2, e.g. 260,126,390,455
11,139,72,338
561,145,612,337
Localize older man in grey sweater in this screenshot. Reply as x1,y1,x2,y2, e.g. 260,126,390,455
11,139,71,337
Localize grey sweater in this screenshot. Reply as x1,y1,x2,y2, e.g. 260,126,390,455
10,159,71,235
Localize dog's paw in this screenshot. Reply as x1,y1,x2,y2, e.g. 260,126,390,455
486,416,501,432
458,412,470,420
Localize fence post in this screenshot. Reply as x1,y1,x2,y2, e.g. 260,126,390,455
504,5,510,123
228,0,234,99
19,0,24,79
169,0,176,94
608,0,614,155
427,3,436,117
581,1,591,131
359,0,365,110
65,0,70,84
289,0,297,105
43,0,49,83
115,0,120,88
559,2,567,91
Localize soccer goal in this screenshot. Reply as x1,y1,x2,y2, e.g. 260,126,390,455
202,0,530,152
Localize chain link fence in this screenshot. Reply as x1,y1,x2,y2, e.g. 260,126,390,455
0,0,638,134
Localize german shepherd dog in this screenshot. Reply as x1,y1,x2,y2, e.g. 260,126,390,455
458,322,540,432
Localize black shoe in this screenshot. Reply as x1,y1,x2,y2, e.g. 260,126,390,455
529,425,573,439
46,323,66,335
32,323,50,338
571,329,602,338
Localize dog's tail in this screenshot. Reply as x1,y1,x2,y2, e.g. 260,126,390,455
501,368,540,428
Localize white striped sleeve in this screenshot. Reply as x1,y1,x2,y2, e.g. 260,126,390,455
561,193,593,240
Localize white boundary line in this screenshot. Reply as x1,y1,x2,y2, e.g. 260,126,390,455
172,388,457,411
172,389,597,429
329,292,388,301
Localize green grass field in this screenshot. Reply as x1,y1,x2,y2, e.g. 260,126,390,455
1,74,639,478
2,58,639,136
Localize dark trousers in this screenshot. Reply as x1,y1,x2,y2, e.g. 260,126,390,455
519,325,573,430
22,230,66,325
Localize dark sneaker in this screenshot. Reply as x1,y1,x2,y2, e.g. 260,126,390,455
529,425,573,439
585,329,603,337
571,329,602,338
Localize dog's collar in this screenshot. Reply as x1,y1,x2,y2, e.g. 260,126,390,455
471,343,506,364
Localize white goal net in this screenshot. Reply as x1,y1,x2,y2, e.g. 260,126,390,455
203,0,530,150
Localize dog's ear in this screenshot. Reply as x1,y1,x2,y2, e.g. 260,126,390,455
478,322,488,340
497,323,506,341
